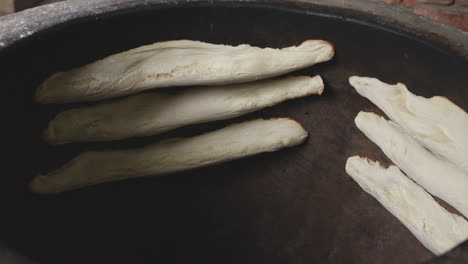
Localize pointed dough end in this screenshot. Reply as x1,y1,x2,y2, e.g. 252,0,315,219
282,117,309,140
42,126,59,145
34,84,47,104
354,111,380,128
35,72,65,104
349,76,379,92
349,76,408,95
299,40,335,61
312,75,325,95
29,175,55,194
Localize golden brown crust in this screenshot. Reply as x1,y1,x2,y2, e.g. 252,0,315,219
432,95,468,116
281,117,309,137
351,155,398,170
301,39,334,49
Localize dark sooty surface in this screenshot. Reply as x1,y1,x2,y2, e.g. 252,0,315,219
0,5,467,264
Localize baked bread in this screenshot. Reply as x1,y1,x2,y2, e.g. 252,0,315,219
346,156,468,256
30,118,308,193
36,40,334,103
350,76,468,174
355,111,468,218
44,75,323,144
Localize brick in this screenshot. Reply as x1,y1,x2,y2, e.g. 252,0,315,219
417,0,454,4
0,0,15,13
414,6,468,31
403,0,418,7
0,0,43,12
458,0,468,6
376,0,402,3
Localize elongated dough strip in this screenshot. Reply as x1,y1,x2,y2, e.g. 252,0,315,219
30,118,308,193
44,75,323,144
350,76,468,174
36,40,334,103
355,112,468,218
346,156,468,256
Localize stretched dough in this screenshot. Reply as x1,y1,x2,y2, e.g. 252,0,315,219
355,112,468,218
350,76,468,174
44,75,323,144
346,156,468,256
30,118,308,193
36,40,334,103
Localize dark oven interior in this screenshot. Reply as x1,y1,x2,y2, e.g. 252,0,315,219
0,3,467,264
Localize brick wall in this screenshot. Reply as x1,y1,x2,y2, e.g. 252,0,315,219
376,0,468,31
0,0,60,13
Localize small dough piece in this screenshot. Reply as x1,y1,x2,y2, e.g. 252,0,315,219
346,156,468,256
36,39,334,103
350,76,468,174
355,112,468,218
44,75,323,144
30,118,308,193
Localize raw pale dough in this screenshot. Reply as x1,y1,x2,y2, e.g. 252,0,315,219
35,40,334,103
346,156,468,256
355,111,468,218
350,76,468,174
30,118,308,193
44,75,323,144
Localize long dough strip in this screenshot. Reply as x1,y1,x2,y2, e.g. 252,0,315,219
44,75,323,144
36,40,334,103
30,118,308,193
346,156,468,256
355,112,468,218
350,76,468,174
